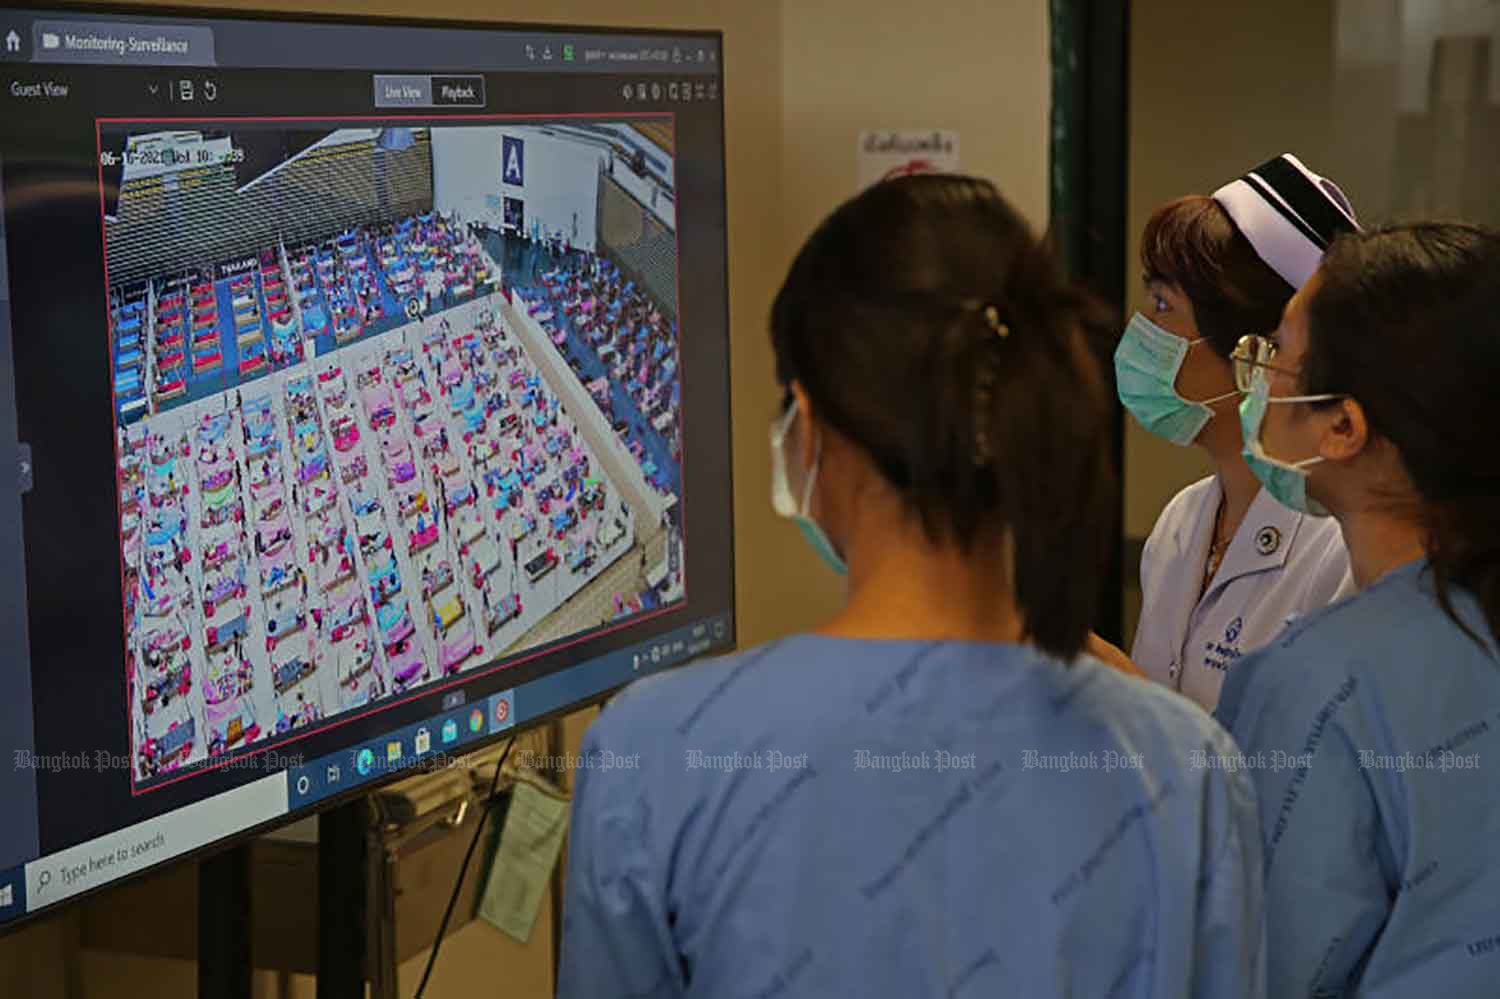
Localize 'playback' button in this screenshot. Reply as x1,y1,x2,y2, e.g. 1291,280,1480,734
432,76,486,107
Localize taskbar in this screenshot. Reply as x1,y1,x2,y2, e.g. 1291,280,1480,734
0,610,731,926
283,610,731,808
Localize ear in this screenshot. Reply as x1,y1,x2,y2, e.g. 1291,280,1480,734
1319,397,1369,463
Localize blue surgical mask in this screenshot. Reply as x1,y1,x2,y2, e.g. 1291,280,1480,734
1115,313,1238,446
769,400,847,575
1239,372,1342,517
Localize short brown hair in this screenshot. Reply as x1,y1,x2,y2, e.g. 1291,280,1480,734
1140,195,1294,357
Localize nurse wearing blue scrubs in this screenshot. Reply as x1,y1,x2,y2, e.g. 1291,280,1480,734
559,176,1265,998
1112,155,1358,709
1216,222,1500,997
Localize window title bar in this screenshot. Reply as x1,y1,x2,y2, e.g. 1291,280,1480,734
7,11,720,73
31,19,215,66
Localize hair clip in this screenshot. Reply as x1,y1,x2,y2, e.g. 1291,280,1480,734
982,305,1010,339
963,299,1010,340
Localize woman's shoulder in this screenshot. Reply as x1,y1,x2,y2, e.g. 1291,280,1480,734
1140,475,1216,566
1216,562,1473,730
1062,656,1237,753
593,638,815,742
596,637,1239,759
1264,559,1434,656
1153,475,1217,532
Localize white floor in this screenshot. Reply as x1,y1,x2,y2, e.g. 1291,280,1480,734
123,290,641,783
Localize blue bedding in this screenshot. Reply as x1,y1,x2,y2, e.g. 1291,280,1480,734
301,305,328,334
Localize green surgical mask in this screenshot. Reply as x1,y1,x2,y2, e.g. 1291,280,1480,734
1115,312,1238,446
1239,372,1342,517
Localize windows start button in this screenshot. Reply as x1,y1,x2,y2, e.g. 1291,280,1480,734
432,75,485,107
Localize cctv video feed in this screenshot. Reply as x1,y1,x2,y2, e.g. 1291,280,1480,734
104,122,686,787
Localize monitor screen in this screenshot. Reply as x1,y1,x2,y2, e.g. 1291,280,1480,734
0,6,733,928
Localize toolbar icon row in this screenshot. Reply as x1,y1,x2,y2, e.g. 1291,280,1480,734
620,80,717,103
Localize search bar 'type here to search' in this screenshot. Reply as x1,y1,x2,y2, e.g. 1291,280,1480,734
23,774,283,910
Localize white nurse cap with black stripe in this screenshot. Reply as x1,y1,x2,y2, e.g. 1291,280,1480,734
1212,154,1360,289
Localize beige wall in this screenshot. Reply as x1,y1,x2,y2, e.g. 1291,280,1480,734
0,1,1055,994
781,0,1050,241
774,0,1050,637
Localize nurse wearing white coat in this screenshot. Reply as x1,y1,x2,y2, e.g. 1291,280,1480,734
1116,155,1358,709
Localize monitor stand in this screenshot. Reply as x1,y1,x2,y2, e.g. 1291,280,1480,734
317,797,370,999
198,844,251,999
194,797,370,999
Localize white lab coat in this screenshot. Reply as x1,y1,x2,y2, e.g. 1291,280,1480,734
1132,475,1353,710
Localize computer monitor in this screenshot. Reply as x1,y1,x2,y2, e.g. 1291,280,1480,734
0,5,733,930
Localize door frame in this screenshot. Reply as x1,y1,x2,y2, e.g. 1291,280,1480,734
1049,0,1130,645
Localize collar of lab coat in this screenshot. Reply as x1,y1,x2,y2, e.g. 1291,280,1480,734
1185,479,1304,599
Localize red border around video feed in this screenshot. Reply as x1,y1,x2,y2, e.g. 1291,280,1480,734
97,113,692,795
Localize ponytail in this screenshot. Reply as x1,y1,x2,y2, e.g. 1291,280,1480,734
770,176,1114,661
970,241,1114,660
1428,495,1500,654
1422,261,1500,653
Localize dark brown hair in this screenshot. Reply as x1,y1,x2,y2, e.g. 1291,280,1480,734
1141,195,1295,357
1304,222,1500,649
769,175,1114,661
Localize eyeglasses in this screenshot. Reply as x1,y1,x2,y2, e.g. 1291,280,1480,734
1231,334,1301,393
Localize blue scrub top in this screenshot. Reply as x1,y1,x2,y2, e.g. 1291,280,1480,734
559,636,1265,998
1216,558,1500,997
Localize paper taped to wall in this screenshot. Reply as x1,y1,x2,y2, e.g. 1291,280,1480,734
857,130,960,190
